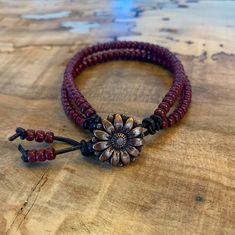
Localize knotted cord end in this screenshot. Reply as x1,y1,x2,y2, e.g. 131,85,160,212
83,114,101,133
142,115,163,136
9,127,94,163
8,127,26,141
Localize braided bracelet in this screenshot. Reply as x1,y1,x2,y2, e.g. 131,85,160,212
9,41,192,167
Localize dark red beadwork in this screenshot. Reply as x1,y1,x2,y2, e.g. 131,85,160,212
25,148,56,162
27,150,36,162
36,150,46,161
35,130,45,142
23,129,55,143
62,41,191,129
45,132,54,143
26,129,35,141
45,148,56,160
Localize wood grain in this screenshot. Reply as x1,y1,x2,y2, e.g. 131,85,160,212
0,1,234,234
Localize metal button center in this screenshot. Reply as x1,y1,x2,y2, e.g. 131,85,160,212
116,137,125,146
111,133,127,149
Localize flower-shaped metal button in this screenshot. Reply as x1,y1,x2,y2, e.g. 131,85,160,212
92,114,144,166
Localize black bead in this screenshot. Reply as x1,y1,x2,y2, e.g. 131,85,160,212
142,117,156,135
80,140,94,157
150,115,163,130
16,127,26,140
83,114,101,133
142,115,163,136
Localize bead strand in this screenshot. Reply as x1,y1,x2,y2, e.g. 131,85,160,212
8,127,55,143
62,41,191,131
61,86,86,127
25,148,56,162
64,43,186,116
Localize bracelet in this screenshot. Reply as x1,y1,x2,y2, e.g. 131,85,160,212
9,41,192,167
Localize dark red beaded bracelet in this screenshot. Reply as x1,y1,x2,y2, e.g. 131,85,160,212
9,41,191,167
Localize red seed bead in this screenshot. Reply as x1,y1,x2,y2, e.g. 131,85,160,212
27,150,36,162
26,129,35,141
163,96,174,106
71,112,78,120
45,148,56,160
36,150,46,161
80,102,90,112
108,52,114,60
85,108,96,117
171,87,180,95
173,85,182,93
76,98,86,106
154,108,166,119
76,116,85,127
45,132,54,143
158,102,171,112
162,120,168,129
168,116,176,127
167,91,177,101
176,108,185,118
35,130,45,142
173,112,181,122
69,109,75,116
181,104,188,112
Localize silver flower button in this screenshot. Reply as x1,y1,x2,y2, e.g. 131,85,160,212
92,114,144,166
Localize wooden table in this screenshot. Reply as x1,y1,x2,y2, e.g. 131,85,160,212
0,0,234,234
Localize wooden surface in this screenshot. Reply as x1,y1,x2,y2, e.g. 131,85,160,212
0,0,235,234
